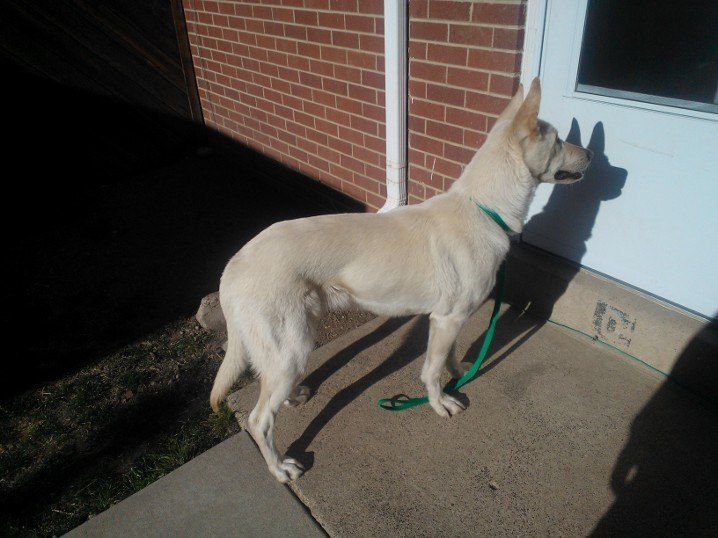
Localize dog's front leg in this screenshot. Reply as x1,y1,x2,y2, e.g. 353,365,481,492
420,314,467,417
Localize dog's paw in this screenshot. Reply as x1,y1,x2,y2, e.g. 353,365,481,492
283,385,311,407
430,393,465,418
272,458,305,483
447,362,470,380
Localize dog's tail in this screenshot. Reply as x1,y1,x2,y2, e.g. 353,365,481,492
210,335,248,412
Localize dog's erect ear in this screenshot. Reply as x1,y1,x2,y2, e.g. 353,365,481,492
512,77,541,140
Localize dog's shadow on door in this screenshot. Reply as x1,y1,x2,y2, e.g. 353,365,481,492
462,120,628,377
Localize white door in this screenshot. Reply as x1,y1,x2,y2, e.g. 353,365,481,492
523,0,718,318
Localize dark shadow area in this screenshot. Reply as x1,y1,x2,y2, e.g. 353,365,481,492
4,68,364,399
591,318,718,536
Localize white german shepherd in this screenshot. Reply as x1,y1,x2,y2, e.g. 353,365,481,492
210,79,592,482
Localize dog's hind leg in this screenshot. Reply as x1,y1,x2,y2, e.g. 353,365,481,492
445,342,469,379
283,384,311,407
421,314,467,418
249,368,306,483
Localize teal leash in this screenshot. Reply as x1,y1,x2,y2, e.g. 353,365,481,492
378,201,510,411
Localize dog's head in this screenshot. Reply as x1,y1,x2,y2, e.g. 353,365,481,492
497,78,592,183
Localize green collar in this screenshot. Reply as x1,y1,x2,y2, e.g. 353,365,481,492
473,200,511,233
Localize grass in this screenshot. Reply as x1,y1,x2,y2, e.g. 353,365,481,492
0,319,240,537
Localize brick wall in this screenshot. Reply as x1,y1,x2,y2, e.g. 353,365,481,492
182,0,526,211
407,0,525,203
182,0,387,209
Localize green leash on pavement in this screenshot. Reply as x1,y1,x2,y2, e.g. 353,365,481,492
378,202,510,411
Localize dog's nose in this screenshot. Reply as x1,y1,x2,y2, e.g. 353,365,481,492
585,148,593,162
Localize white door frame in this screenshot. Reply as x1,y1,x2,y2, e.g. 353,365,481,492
519,0,548,89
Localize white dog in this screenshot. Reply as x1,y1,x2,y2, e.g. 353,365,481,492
210,79,592,482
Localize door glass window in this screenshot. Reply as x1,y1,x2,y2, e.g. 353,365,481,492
576,0,718,113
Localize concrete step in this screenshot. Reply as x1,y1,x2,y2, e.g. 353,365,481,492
66,431,325,537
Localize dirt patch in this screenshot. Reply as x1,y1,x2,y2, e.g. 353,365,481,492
0,310,373,537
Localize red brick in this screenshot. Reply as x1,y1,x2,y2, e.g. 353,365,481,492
429,1,472,21
330,0,358,12
272,7,294,23
252,5,272,20
350,114,378,135
299,71,322,89
313,89,337,107
411,21,449,41
409,115,426,134
284,24,307,40
359,34,384,53
336,95,364,114
308,27,332,44
426,120,463,145
361,70,384,89
465,92,510,115
334,65,362,83
337,125,364,145
309,59,334,77
409,79,427,99
345,14,375,33
318,11,345,29
493,28,525,51
410,0,429,18
412,99,445,121
332,31,360,48
489,73,520,96
427,43,468,66
411,61,447,83
467,50,521,72
323,77,348,95
303,0,330,9
472,3,526,25
275,38,297,54
298,42,321,59
445,106,488,132
358,0,382,15
341,180,368,203
411,132,443,155
315,118,339,137
449,24,493,47
362,102,384,122
444,142,474,164
346,50,376,70
295,10,318,26
294,110,315,127
426,83,465,107
321,46,347,64
410,41,427,60
447,67,489,91
348,83,376,103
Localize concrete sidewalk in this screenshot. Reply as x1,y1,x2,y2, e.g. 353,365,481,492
229,304,718,537
66,432,325,537
69,302,718,536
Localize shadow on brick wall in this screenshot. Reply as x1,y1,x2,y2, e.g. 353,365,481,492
4,70,364,398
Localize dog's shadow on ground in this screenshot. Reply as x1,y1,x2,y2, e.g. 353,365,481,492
288,316,429,468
